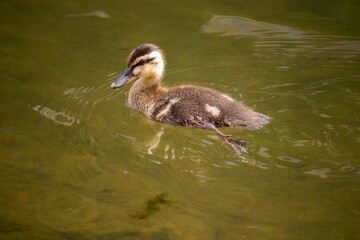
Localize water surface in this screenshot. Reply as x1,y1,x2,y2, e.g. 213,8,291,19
0,0,359,239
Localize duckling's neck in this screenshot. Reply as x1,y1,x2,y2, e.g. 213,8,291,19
128,77,167,116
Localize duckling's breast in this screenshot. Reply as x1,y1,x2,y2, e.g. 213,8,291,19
128,81,167,118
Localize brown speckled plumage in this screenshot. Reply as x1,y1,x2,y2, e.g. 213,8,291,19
111,44,270,154
132,84,269,128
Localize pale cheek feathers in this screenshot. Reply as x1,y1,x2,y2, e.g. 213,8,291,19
133,62,163,78
133,66,141,75
131,51,164,78
205,104,221,117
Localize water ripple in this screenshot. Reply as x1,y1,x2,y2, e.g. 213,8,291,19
32,105,79,127
202,15,360,61
278,155,301,163
32,73,123,127
304,164,360,178
63,73,123,105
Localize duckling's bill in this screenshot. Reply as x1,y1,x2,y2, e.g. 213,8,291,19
111,66,138,89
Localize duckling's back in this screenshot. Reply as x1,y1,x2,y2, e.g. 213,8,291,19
151,85,270,129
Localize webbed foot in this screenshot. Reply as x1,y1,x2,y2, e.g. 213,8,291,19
204,123,247,154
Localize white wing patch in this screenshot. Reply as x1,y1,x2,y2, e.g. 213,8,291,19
156,98,180,119
205,104,221,117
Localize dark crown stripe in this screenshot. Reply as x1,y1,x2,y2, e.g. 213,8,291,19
128,44,159,66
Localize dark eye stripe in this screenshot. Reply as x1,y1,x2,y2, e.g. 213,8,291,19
132,57,155,69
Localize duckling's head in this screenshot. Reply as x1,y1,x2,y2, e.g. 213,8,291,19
111,44,165,89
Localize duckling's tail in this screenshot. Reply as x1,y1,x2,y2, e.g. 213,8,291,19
204,123,248,154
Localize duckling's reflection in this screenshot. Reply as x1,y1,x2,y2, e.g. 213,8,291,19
137,122,269,171
147,127,164,155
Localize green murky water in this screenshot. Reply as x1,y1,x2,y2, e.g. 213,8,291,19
1,0,359,239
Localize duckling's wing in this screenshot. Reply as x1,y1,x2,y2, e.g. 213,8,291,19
161,116,182,126
154,85,271,129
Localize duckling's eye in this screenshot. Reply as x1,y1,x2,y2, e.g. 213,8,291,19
140,59,146,65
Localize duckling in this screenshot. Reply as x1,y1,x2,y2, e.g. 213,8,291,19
111,44,270,154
